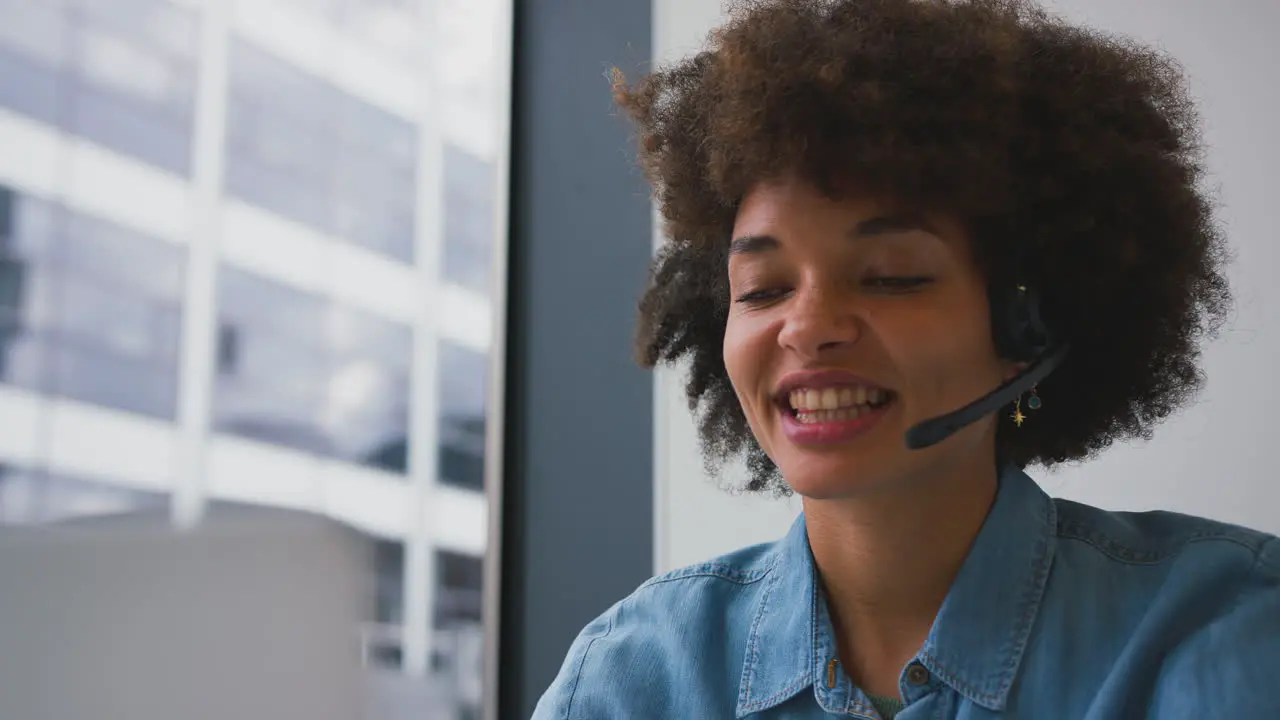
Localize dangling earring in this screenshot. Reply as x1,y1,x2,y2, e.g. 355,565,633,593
1012,385,1042,428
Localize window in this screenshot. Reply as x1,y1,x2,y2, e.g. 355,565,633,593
225,37,418,261
365,542,482,674
213,266,412,471
0,188,53,391
438,342,487,490
0,0,199,176
74,0,201,65
0,0,70,125
371,538,406,670
375,539,406,626
0,185,185,419
443,144,496,296
433,549,485,713
435,549,483,627
0,463,167,525
276,0,422,66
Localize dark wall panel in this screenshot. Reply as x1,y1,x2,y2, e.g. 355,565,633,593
499,0,654,717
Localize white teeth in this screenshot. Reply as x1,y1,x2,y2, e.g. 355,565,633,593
796,406,866,424
820,388,839,410
788,386,889,411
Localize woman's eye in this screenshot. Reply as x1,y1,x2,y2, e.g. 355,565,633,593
734,287,790,305
863,276,934,292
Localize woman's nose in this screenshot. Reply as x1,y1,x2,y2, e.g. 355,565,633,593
775,285,861,358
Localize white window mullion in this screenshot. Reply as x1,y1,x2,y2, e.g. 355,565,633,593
402,0,446,679
172,0,231,529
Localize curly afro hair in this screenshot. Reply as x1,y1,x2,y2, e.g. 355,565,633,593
613,0,1231,494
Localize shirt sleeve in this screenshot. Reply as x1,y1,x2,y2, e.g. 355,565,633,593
1151,537,1280,717
530,611,616,720
530,589,704,720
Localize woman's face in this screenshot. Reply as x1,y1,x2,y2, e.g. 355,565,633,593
724,176,1010,498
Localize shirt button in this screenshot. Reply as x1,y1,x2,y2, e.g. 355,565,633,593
906,662,930,686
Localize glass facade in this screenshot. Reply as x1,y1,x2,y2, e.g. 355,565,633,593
213,266,412,471
435,548,485,717
276,0,423,64
0,0,509,717
0,185,186,419
0,462,166,524
443,144,496,295
0,0,199,176
225,37,418,261
436,549,484,626
438,341,488,490
371,539,408,668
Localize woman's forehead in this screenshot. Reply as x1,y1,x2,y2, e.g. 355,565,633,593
733,174,931,223
732,178,963,245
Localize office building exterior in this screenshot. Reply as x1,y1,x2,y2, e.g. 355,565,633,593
0,0,507,715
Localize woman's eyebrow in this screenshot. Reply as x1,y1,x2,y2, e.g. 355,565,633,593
850,212,935,238
728,234,779,257
728,212,936,258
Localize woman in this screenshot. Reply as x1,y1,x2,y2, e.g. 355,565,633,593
534,1,1278,718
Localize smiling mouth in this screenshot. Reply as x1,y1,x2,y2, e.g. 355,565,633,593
784,386,896,424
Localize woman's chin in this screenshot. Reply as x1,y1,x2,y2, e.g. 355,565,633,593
779,455,894,500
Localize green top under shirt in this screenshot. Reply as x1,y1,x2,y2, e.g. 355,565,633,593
866,693,906,720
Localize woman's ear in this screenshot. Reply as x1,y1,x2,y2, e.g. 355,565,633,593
1003,360,1028,382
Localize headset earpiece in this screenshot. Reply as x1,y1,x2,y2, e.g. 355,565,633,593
906,279,1067,449
992,282,1051,362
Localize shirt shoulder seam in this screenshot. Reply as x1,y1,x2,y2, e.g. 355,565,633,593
639,557,779,589
562,610,613,720
1253,535,1280,581
1057,518,1276,566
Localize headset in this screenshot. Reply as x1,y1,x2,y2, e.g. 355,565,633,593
903,279,1070,450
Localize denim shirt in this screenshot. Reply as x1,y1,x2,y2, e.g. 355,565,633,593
532,468,1280,719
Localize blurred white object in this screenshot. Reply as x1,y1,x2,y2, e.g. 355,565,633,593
0,504,371,720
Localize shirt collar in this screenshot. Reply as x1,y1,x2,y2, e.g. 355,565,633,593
735,514,815,717
919,466,1057,710
735,466,1057,716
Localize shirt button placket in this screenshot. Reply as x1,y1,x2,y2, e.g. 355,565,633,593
906,661,931,688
